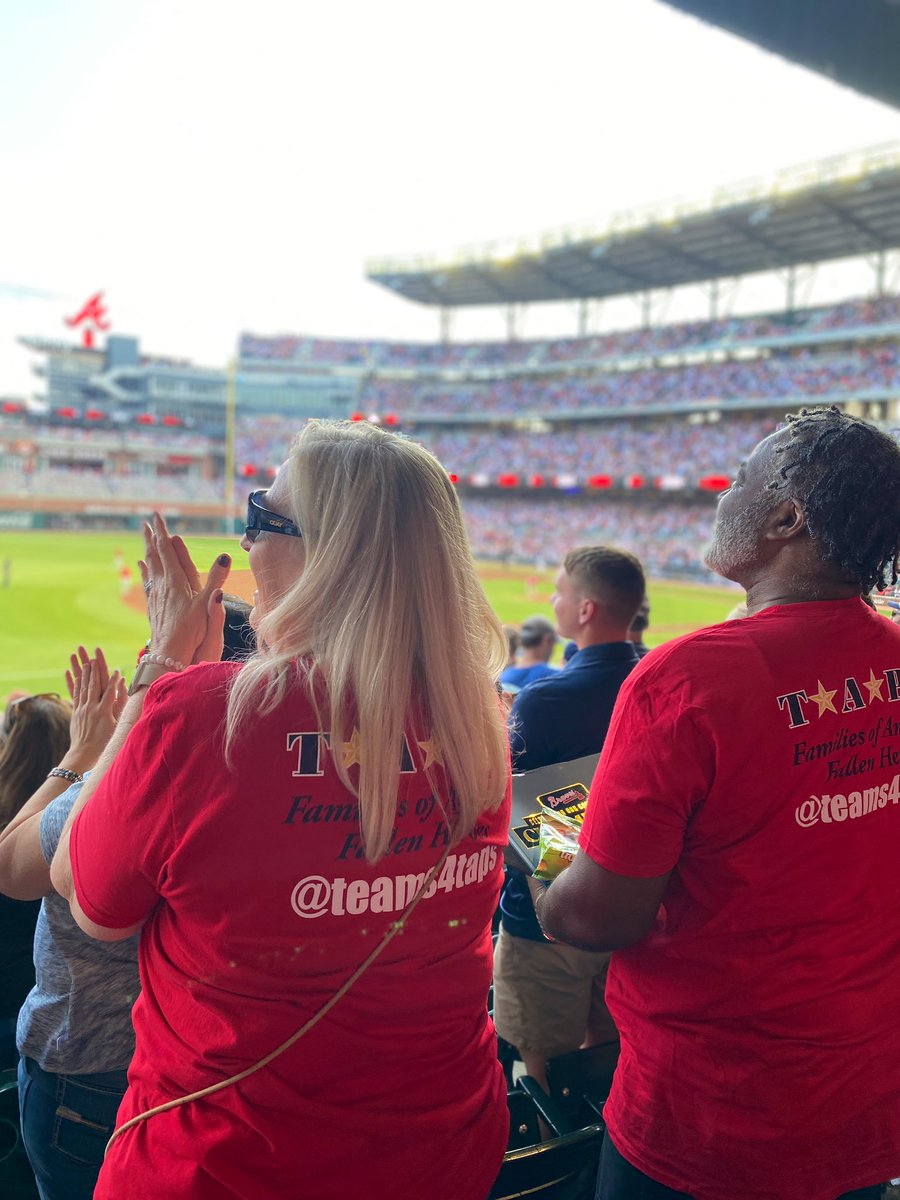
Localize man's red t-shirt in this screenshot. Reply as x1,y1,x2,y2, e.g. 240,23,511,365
580,599,900,1200
70,662,510,1200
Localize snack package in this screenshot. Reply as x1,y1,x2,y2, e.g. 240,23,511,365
508,764,595,873
534,806,582,881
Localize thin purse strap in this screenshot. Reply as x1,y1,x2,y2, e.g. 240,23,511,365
105,843,452,1156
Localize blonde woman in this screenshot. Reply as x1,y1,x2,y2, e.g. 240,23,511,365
51,422,512,1200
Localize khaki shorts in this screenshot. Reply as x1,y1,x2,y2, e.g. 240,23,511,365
492,925,616,1058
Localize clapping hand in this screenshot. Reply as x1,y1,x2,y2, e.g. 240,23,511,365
65,647,128,773
138,512,232,666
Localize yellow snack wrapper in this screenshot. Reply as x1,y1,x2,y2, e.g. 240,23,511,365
534,807,581,881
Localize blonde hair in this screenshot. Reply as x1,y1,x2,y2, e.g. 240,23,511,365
226,421,509,861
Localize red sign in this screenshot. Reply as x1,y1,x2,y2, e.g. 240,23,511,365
64,291,111,349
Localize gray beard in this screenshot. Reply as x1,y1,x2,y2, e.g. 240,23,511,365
703,494,770,581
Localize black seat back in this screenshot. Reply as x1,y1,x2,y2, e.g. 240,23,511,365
490,1123,605,1200
491,1076,604,1200
546,1042,620,1127
0,1068,38,1199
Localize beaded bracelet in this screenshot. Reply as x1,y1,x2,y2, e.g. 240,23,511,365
143,651,186,672
48,767,83,785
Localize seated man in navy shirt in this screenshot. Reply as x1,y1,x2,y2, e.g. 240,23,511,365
494,546,645,1090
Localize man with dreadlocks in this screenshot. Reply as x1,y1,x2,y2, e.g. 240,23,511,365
532,408,900,1200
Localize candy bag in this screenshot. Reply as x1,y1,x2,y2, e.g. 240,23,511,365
534,807,581,881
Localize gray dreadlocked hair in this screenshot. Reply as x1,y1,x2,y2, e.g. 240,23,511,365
767,406,900,594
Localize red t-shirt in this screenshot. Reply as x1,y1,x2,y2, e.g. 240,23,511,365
70,662,510,1200
580,599,900,1200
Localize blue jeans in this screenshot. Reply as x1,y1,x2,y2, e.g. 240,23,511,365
596,1132,886,1200
17,1056,128,1200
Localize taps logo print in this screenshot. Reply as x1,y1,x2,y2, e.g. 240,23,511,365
64,292,111,348
777,668,900,730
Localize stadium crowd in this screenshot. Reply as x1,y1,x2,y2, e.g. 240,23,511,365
0,422,217,456
4,292,899,526
233,413,777,480
412,415,777,479
239,294,900,369
359,345,900,416
461,497,717,578
3,406,897,580
0,464,221,505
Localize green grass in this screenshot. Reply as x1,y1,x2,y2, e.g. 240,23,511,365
0,530,235,698
0,531,740,698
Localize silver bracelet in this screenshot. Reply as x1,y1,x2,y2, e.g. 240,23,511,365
48,767,83,785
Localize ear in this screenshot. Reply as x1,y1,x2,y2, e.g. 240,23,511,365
579,597,597,626
763,498,807,543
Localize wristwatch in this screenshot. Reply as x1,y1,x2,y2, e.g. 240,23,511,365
127,657,172,696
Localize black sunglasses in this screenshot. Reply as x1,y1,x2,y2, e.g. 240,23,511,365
245,490,303,544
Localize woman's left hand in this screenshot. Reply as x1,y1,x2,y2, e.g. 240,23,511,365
65,646,128,773
138,513,233,666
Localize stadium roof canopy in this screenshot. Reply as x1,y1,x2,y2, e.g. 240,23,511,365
366,142,900,309
660,0,900,112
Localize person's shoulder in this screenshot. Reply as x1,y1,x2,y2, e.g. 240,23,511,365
140,661,243,733
511,667,569,711
38,781,84,862
512,663,557,689
624,621,749,689
520,666,568,693
643,621,736,660
150,659,241,701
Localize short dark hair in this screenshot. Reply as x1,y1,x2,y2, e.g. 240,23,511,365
770,407,900,593
629,596,650,636
518,615,556,648
563,546,646,627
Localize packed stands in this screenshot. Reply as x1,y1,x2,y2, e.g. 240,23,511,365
358,347,900,417
240,295,900,370
6,292,900,579
461,497,717,580
233,412,778,481
0,417,221,505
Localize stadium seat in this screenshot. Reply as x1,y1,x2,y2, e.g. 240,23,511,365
0,1068,38,1199
545,1041,620,1128
495,1031,522,1090
490,1076,604,1200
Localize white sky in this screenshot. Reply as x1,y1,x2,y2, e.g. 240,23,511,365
2,0,900,396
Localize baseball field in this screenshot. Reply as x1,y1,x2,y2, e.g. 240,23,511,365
0,530,740,700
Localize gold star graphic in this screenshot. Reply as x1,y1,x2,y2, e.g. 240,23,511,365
418,737,444,769
863,669,885,704
341,728,362,768
808,680,838,717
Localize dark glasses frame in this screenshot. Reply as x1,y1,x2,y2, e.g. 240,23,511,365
245,490,303,544
4,692,64,733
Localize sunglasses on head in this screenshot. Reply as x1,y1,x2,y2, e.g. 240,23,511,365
245,490,303,544
4,692,63,732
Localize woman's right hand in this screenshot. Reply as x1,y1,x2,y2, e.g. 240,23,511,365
64,647,128,774
138,512,232,666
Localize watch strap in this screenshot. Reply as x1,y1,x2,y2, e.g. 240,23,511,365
127,657,171,696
